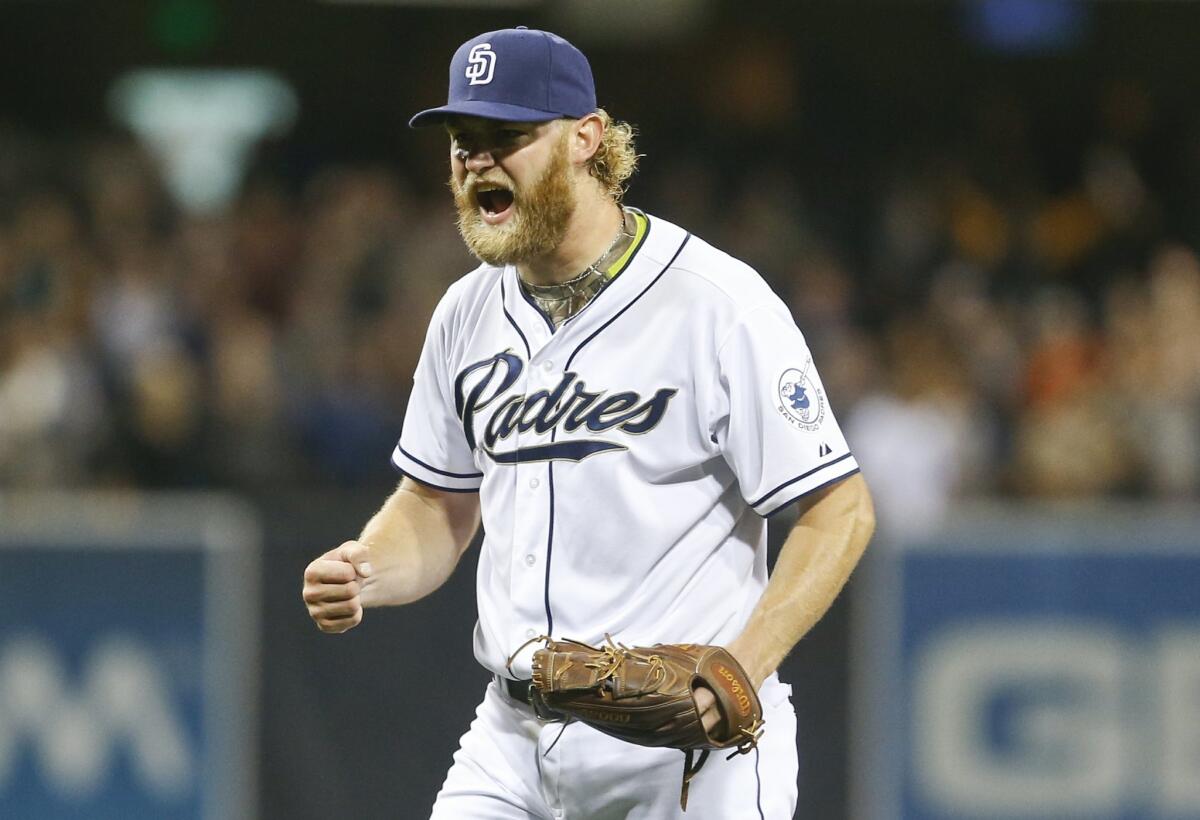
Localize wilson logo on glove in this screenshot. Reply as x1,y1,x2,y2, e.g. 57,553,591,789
714,664,754,717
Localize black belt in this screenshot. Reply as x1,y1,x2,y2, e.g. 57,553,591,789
499,675,534,703
495,675,562,721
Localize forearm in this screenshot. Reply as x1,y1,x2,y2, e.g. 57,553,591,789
728,473,875,687
357,478,480,607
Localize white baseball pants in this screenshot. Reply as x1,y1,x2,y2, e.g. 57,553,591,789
429,675,799,819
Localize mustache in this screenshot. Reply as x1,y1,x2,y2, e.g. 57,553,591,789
454,173,515,196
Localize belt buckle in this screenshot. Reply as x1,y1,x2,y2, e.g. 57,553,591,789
527,687,562,722
496,674,563,722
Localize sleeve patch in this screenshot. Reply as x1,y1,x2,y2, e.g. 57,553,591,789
775,361,826,431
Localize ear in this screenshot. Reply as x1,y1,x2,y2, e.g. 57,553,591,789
566,114,604,166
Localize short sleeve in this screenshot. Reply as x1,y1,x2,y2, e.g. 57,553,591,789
712,304,859,516
390,301,483,493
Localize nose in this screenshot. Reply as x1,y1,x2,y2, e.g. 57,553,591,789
459,147,495,174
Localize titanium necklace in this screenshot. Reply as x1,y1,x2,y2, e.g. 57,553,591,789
522,208,634,327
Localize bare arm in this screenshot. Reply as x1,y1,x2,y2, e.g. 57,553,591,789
302,477,481,633
357,477,481,607
727,472,876,687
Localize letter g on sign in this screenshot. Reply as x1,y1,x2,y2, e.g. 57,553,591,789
913,621,1125,815
466,44,496,85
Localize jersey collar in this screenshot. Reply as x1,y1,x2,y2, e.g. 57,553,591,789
501,210,687,361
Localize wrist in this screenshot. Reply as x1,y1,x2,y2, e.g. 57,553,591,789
725,637,773,690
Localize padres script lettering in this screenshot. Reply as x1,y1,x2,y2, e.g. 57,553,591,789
454,351,677,464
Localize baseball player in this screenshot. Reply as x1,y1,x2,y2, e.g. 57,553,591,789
303,27,875,819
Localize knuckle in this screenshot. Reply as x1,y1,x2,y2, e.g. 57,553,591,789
326,600,357,619
319,614,349,633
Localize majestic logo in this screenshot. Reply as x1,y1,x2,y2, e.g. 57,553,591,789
454,351,677,464
776,362,825,431
465,43,496,86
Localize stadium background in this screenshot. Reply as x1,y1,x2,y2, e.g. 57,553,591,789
1,1,1198,818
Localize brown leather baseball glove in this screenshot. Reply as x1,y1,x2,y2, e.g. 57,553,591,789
527,635,765,810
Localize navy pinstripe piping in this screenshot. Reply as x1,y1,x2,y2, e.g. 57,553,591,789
555,212,653,331
750,452,854,509
544,457,556,635
565,233,691,370
500,276,533,359
764,467,861,518
396,446,483,479
514,212,654,337
390,466,481,494
542,423,562,635
518,280,557,333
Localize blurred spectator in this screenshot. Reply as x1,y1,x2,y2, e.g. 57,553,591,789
845,316,988,538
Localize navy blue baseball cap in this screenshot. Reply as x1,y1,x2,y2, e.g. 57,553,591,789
409,27,597,128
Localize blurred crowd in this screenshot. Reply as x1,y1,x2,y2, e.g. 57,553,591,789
0,131,473,489
1,78,1198,533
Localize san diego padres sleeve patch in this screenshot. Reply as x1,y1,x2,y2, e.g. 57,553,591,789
775,362,826,431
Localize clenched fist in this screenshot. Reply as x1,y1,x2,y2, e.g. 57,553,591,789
303,541,373,633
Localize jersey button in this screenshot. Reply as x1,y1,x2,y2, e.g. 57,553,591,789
529,478,540,489
524,554,536,567
542,360,554,372
525,628,537,639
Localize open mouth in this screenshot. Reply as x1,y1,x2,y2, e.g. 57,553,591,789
474,184,515,222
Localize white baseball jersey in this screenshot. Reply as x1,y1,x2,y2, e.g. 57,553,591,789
391,210,859,679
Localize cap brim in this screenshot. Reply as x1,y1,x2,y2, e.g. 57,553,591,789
408,100,576,129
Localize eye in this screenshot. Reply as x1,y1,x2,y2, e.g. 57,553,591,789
492,129,531,148
448,128,525,158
